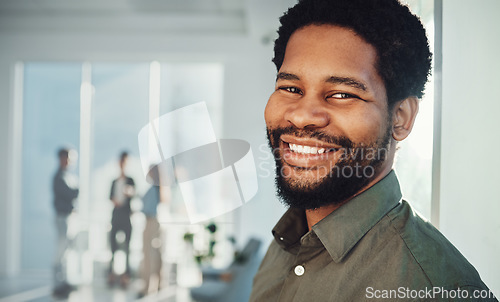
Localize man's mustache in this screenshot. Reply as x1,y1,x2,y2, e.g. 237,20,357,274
267,126,355,149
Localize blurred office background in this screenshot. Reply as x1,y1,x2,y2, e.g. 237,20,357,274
0,0,499,301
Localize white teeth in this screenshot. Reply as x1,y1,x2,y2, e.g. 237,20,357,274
289,143,328,154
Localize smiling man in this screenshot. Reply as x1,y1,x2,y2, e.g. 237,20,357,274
249,0,496,301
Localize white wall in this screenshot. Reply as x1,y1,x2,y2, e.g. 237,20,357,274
440,0,500,291
0,62,11,277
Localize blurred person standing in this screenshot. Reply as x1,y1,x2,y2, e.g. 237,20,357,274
108,151,135,287
137,166,169,298
52,147,79,298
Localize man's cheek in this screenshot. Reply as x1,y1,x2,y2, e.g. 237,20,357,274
264,97,285,123
263,100,275,124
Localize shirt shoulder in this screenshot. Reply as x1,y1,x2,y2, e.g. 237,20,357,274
387,200,488,290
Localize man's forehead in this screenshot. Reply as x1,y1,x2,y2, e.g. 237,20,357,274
278,25,384,93
283,25,378,67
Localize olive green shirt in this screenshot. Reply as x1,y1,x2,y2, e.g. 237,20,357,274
250,171,496,302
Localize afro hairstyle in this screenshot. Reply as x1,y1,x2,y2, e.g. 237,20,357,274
273,0,432,107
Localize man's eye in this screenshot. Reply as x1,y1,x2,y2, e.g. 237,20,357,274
280,87,302,94
330,93,358,99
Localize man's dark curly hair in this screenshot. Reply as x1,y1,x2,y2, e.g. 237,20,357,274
273,0,432,107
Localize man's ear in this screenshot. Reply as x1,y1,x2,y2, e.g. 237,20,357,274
392,96,419,141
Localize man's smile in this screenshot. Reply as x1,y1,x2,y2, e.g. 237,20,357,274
279,135,342,169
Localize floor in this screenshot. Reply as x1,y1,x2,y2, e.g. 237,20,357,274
0,274,195,302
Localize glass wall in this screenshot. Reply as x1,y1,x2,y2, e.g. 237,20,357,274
87,63,151,280
20,62,225,284
22,63,82,271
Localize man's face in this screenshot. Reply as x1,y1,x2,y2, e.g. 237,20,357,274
59,155,69,168
265,25,395,209
60,150,78,169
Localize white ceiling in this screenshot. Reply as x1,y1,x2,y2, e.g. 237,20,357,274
0,0,432,38
0,0,245,13
0,0,249,34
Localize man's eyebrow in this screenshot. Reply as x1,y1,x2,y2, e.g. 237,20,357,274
277,72,367,91
276,72,300,81
326,76,367,91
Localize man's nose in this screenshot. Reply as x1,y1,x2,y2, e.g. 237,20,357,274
283,97,329,129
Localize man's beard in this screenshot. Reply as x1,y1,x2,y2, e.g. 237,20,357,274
267,126,392,210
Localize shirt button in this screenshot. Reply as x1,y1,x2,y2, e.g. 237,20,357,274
294,265,305,276
279,237,284,241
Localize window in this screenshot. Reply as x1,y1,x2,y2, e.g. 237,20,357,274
20,61,225,282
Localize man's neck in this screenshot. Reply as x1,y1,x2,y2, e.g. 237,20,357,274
305,204,344,231
305,167,392,231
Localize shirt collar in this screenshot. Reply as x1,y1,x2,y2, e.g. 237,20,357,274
272,207,308,253
272,170,402,262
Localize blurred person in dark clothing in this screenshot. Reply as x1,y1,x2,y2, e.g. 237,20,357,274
52,147,79,298
108,151,135,288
